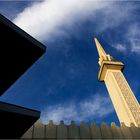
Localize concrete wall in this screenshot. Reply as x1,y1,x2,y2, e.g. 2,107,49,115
21,120,140,139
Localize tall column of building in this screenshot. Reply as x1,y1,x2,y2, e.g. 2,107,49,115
94,38,140,127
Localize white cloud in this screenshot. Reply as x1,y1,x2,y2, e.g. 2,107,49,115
130,38,140,53
12,0,140,55
112,15,140,54
13,0,135,42
125,24,140,53
113,44,127,52
41,94,114,124
13,0,107,40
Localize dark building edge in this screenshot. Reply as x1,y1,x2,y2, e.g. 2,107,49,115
0,101,40,117
0,14,46,51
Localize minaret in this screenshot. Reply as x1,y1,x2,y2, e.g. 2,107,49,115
94,38,140,127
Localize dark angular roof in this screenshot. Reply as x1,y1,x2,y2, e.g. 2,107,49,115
0,14,46,95
0,14,46,138
0,101,40,138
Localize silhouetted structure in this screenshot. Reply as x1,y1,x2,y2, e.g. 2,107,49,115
0,101,40,138
0,14,46,138
0,14,46,95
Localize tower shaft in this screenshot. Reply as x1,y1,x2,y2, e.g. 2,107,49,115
94,38,140,127
105,69,140,127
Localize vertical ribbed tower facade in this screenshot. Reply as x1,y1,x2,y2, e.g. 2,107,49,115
94,38,140,127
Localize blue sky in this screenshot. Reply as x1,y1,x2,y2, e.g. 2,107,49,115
0,0,140,126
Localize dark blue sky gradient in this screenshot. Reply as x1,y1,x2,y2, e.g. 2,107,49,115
0,1,140,126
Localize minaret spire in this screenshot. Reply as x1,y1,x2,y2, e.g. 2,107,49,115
94,37,140,127
94,38,112,65
94,38,107,59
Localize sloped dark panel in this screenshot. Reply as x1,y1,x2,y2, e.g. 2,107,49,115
0,101,40,138
0,14,46,95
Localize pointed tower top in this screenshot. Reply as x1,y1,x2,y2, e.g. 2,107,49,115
94,38,107,59
94,37,112,65
94,37,124,81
